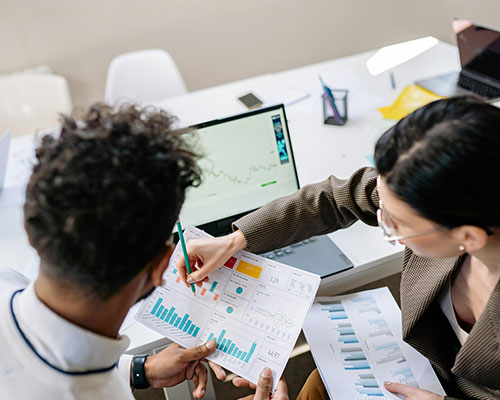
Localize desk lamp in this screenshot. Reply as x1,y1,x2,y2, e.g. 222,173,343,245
366,36,439,88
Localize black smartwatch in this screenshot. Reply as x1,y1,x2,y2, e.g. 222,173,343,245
132,355,150,389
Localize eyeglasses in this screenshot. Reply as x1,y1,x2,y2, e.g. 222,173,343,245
377,199,446,245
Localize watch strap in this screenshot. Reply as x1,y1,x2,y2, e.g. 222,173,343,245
132,355,150,389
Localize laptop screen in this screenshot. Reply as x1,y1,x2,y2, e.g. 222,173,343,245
177,104,299,234
454,19,500,83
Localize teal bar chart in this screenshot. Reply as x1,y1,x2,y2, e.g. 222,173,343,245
150,297,200,337
207,329,257,363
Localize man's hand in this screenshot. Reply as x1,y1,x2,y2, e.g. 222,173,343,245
176,230,247,285
233,367,289,400
143,339,217,398
384,381,444,400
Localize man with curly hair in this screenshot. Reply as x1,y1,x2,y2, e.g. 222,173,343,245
0,104,227,399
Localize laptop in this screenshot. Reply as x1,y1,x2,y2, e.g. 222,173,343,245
175,104,353,278
416,19,500,100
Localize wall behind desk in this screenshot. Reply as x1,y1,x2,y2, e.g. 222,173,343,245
1,0,499,108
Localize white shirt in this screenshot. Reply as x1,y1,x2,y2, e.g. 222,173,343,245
437,280,470,346
0,268,135,399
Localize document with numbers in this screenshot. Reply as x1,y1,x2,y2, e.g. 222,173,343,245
303,287,444,399
135,225,321,391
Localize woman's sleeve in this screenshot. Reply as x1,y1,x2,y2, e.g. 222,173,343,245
233,166,379,254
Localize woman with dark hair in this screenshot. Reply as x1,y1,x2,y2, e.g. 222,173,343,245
177,96,500,399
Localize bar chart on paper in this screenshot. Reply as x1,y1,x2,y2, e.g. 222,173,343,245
149,297,200,337
137,286,210,347
135,225,321,392
206,328,257,363
303,287,445,399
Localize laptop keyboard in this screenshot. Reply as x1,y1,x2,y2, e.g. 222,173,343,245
262,237,318,260
458,74,500,98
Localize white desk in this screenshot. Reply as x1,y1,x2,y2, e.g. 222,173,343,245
0,40,460,354
151,40,459,291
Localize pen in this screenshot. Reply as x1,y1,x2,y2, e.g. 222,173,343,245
319,75,342,124
176,221,196,296
390,71,396,90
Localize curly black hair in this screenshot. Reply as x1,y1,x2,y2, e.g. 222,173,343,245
24,103,201,299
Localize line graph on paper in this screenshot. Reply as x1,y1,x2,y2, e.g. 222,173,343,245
244,306,295,342
242,289,306,343
253,306,296,328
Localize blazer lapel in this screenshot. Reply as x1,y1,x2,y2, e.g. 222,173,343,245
400,249,462,339
402,250,500,390
452,279,500,389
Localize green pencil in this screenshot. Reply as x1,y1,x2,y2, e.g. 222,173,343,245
176,221,196,296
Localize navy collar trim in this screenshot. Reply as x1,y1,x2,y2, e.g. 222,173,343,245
10,289,118,376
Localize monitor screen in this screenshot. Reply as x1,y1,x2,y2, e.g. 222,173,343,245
454,19,500,82
177,105,299,230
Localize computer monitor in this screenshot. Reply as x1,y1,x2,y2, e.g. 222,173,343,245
177,104,299,236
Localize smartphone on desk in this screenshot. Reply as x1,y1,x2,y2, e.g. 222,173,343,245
237,92,263,109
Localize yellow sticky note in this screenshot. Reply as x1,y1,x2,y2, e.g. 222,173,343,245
378,85,444,120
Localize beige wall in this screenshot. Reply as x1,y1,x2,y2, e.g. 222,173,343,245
2,0,500,108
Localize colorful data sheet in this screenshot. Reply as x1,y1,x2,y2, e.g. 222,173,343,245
135,225,321,390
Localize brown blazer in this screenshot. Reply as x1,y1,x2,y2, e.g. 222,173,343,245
234,167,500,399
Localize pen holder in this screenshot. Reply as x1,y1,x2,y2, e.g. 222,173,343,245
322,90,348,126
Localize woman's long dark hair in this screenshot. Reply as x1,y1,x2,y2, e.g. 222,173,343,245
374,96,500,230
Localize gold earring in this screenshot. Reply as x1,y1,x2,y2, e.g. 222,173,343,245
458,244,465,252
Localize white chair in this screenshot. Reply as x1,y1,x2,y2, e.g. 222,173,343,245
0,73,72,138
0,131,11,190
105,49,188,106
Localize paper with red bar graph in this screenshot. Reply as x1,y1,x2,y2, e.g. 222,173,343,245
135,225,320,391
